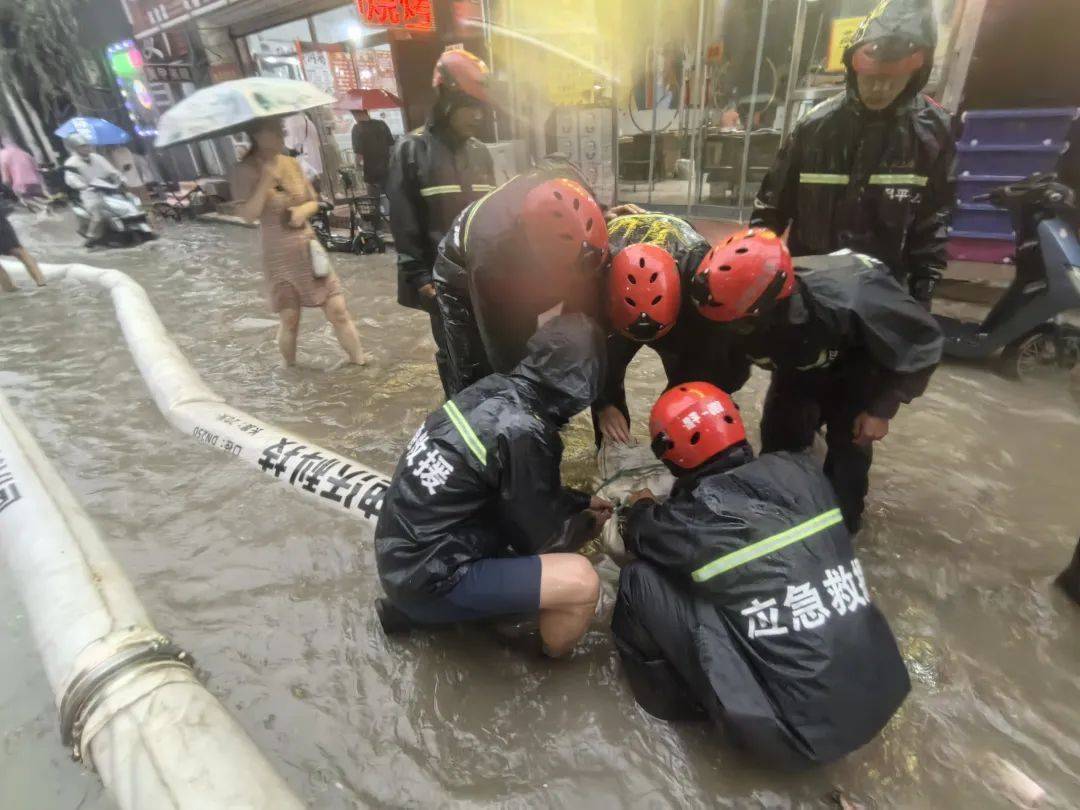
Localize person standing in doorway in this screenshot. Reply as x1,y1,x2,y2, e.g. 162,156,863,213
351,109,394,199
751,0,955,308
232,118,367,369
387,49,496,395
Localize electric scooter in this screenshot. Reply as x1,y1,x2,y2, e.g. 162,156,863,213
936,173,1080,381
309,168,386,255
71,179,156,247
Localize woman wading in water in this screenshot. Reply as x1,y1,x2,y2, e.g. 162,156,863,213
233,117,366,367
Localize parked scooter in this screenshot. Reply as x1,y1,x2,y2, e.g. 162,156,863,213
309,168,386,255
71,179,156,247
937,173,1080,381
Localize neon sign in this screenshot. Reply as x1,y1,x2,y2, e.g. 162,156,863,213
356,0,434,32
107,39,158,138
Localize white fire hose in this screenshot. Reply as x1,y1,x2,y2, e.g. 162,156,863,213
0,259,394,808
1,261,391,524
0,391,305,809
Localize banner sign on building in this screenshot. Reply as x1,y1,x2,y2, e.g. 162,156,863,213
356,0,435,32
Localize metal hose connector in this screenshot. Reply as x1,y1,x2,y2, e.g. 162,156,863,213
59,633,194,763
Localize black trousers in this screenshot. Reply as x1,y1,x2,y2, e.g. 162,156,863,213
760,368,872,532
611,561,811,769
424,300,454,399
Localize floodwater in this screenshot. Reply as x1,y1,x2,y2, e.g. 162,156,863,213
2,210,1079,810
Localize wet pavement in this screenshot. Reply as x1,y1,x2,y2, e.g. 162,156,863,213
1,210,1079,809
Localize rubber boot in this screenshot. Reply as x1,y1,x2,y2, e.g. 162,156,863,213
376,598,420,635
1055,537,1080,605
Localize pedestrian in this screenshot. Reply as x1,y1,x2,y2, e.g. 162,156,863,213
596,211,750,445
751,0,955,307
350,109,394,201
386,49,496,395
0,208,47,291
0,136,45,200
611,382,910,768
433,165,610,395
374,315,614,657
231,117,366,368
62,135,122,247
690,228,942,531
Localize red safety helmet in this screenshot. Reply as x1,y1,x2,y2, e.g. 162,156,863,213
689,228,795,323
433,49,491,104
850,38,926,77
649,382,746,470
608,243,681,342
522,178,609,278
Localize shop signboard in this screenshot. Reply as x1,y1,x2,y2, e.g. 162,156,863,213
297,42,361,138
297,42,359,99
144,64,195,83
356,0,435,33
353,48,397,93
827,16,864,73
107,39,158,138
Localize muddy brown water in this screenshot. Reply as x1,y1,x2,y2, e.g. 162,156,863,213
1,211,1078,809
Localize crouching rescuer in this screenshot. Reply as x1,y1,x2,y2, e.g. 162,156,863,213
374,315,614,657
611,382,910,768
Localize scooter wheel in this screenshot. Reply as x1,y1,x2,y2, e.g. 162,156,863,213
999,330,1062,381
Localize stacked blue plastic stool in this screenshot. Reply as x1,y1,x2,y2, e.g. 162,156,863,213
950,107,1078,263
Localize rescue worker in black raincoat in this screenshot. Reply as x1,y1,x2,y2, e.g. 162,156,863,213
374,314,614,657
751,0,955,306
387,49,496,394
611,381,910,769
433,164,612,395
690,228,943,531
596,212,751,445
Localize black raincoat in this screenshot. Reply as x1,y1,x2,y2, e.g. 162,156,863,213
375,315,602,604
750,0,955,302
612,447,910,768
386,108,495,310
433,164,603,395
598,214,751,424
745,250,943,530
744,251,944,419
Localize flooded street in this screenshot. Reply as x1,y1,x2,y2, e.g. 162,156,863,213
2,211,1079,809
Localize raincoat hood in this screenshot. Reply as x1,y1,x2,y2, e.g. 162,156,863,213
510,314,605,424
843,0,937,113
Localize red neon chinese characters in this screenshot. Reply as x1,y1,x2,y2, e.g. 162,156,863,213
356,0,433,31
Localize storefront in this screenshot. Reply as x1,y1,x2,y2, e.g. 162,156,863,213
121,0,488,194
236,6,404,163
487,0,961,219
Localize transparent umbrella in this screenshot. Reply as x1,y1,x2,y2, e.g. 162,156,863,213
154,78,335,148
